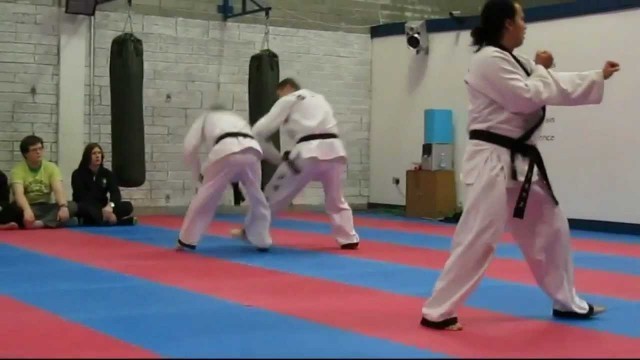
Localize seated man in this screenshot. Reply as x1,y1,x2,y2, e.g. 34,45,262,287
71,143,135,226
10,135,77,229
0,169,21,230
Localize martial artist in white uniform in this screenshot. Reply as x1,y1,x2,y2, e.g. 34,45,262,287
232,78,360,249
420,0,620,331
176,107,272,251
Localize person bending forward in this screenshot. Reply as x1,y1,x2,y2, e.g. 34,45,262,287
232,78,360,250
176,107,272,252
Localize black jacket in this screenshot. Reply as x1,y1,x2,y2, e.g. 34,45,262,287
0,170,9,203
71,166,121,207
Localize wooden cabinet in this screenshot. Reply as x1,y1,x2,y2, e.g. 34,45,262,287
405,169,457,219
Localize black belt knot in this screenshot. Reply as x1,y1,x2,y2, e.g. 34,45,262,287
280,133,339,174
469,129,558,219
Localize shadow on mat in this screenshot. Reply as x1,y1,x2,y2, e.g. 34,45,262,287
197,244,331,258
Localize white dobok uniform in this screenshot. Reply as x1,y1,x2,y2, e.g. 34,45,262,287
178,110,272,250
422,45,606,324
251,89,360,247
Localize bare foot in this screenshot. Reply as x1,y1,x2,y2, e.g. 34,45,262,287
230,228,249,244
25,221,44,229
444,323,463,331
230,228,245,238
0,222,18,230
592,305,606,315
231,228,271,251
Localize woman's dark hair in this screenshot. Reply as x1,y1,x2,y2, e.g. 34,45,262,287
471,0,519,51
78,142,104,169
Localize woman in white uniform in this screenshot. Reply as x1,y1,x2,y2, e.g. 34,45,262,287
420,0,620,331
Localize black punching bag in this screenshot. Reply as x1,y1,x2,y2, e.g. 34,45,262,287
231,182,244,205
109,33,146,187
248,49,280,189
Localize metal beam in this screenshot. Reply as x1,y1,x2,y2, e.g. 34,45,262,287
217,0,271,20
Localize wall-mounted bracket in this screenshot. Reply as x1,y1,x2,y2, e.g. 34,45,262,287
217,0,271,20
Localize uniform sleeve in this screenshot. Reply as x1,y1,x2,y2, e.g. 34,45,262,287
183,114,205,182
258,139,284,165
251,95,297,140
547,70,605,105
251,95,299,164
471,50,604,114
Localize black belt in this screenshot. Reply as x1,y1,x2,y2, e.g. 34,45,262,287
281,133,339,174
296,133,338,144
214,132,254,145
469,129,558,219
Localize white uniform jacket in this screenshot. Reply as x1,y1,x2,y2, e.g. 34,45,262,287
183,110,262,182
251,89,347,164
462,46,605,185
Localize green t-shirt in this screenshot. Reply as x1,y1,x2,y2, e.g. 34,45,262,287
10,160,62,204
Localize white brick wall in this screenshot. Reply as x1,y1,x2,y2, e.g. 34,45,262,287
0,2,59,174
86,11,371,208
0,0,371,209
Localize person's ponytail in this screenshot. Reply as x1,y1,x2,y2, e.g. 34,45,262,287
471,25,487,51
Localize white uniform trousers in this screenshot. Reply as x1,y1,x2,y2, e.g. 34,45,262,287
422,159,590,322
179,148,272,249
264,156,359,246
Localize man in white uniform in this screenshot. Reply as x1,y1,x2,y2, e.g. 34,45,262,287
232,78,360,249
420,0,620,331
176,107,272,252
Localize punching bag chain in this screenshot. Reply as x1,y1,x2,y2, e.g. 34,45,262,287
122,2,134,34
260,13,270,50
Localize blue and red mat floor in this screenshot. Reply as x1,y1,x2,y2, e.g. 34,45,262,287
1,211,639,358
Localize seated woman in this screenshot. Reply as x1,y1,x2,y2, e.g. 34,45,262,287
71,143,135,226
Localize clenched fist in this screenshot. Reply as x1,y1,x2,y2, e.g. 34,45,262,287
535,50,555,69
602,61,620,80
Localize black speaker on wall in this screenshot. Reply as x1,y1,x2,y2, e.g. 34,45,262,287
65,0,120,16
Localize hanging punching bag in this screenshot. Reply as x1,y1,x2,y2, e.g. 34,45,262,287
109,32,146,188
232,182,245,205
248,49,280,189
